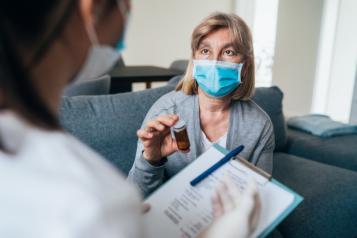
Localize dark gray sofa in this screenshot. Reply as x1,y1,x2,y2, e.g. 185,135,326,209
60,80,357,238
286,128,357,172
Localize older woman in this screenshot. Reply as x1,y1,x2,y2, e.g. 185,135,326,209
128,12,274,196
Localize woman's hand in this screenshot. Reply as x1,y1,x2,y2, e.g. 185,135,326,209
137,114,179,164
203,178,261,238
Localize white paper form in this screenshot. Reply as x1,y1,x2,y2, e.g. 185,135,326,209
144,146,295,238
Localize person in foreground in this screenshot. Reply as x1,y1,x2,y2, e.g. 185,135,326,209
128,12,274,197
0,1,259,238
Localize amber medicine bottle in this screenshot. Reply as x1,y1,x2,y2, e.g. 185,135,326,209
173,120,190,151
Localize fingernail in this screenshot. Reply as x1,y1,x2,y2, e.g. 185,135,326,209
141,203,151,214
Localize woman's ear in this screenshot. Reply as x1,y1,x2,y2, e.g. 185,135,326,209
79,0,107,27
79,0,95,27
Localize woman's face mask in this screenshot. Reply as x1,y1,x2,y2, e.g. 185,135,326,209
74,0,130,83
193,60,243,98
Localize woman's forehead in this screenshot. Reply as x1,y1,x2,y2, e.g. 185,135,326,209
199,29,235,48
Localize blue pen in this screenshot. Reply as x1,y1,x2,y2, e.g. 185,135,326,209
190,145,245,186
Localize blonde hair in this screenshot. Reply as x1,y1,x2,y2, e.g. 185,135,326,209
176,12,255,100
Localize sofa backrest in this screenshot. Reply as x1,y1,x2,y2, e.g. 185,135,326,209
251,86,287,151
60,85,175,175
60,84,287,175
63,75,111,97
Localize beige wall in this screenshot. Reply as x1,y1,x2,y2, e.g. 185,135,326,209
272,0,324,117
122,0,234,68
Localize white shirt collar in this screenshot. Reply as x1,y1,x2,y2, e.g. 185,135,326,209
201,130,227,152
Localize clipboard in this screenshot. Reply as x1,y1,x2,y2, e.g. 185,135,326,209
214,144,303,237
144,144,303,238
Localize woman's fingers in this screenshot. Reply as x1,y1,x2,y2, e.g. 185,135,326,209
241,178,260,232
171,138,179,151
141,203,151,214
137,114,180,161
212,191,224,219
156,114,178,127
249,192,261,233
216,181,235,213
142,140,153,147
212,177,240,219
146,120,166,132
224,177,242,208
211,177,258,217
145,114,179,132
137,129,153,140
241,178,258,212
207,178,261,238
141,133,171,148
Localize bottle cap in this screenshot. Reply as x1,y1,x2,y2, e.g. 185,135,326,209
173,120,186,130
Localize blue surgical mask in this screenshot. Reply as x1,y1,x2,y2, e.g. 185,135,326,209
74,0,129,83
193,60,243,98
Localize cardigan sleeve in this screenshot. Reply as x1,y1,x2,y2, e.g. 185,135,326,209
250,119,275,174
127,92,176,197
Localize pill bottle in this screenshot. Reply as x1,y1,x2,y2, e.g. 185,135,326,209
173,120,190,151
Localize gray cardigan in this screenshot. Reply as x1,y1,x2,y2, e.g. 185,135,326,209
127,90,275,197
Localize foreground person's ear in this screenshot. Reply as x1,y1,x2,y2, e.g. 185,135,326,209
79,0,108,32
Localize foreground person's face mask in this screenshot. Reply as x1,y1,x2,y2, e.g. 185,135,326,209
74,0,130,83
193,60,243,98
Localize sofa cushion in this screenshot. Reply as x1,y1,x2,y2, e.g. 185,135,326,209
273,152,357,238
169,60,188,73
63,75,111,96
252,86,287,151
60,85,175,175
286,128,357,171
287,114,357,137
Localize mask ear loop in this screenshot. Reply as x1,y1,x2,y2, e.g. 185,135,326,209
84,17,99,45
117,0,129,22
241,60,248,84
191,59,198,93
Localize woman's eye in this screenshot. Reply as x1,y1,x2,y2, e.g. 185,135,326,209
224,50,236,56
200,49,209,55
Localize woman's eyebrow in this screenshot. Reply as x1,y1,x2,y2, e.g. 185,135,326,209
198,41,211,48
198,41,237,50
222,43,235,49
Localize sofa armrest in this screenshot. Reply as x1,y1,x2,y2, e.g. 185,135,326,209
273,152,357,238
286,128,357,171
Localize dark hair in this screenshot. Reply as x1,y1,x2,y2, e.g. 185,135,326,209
0,1,78,131
0,0,120,128
0,0,120,152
